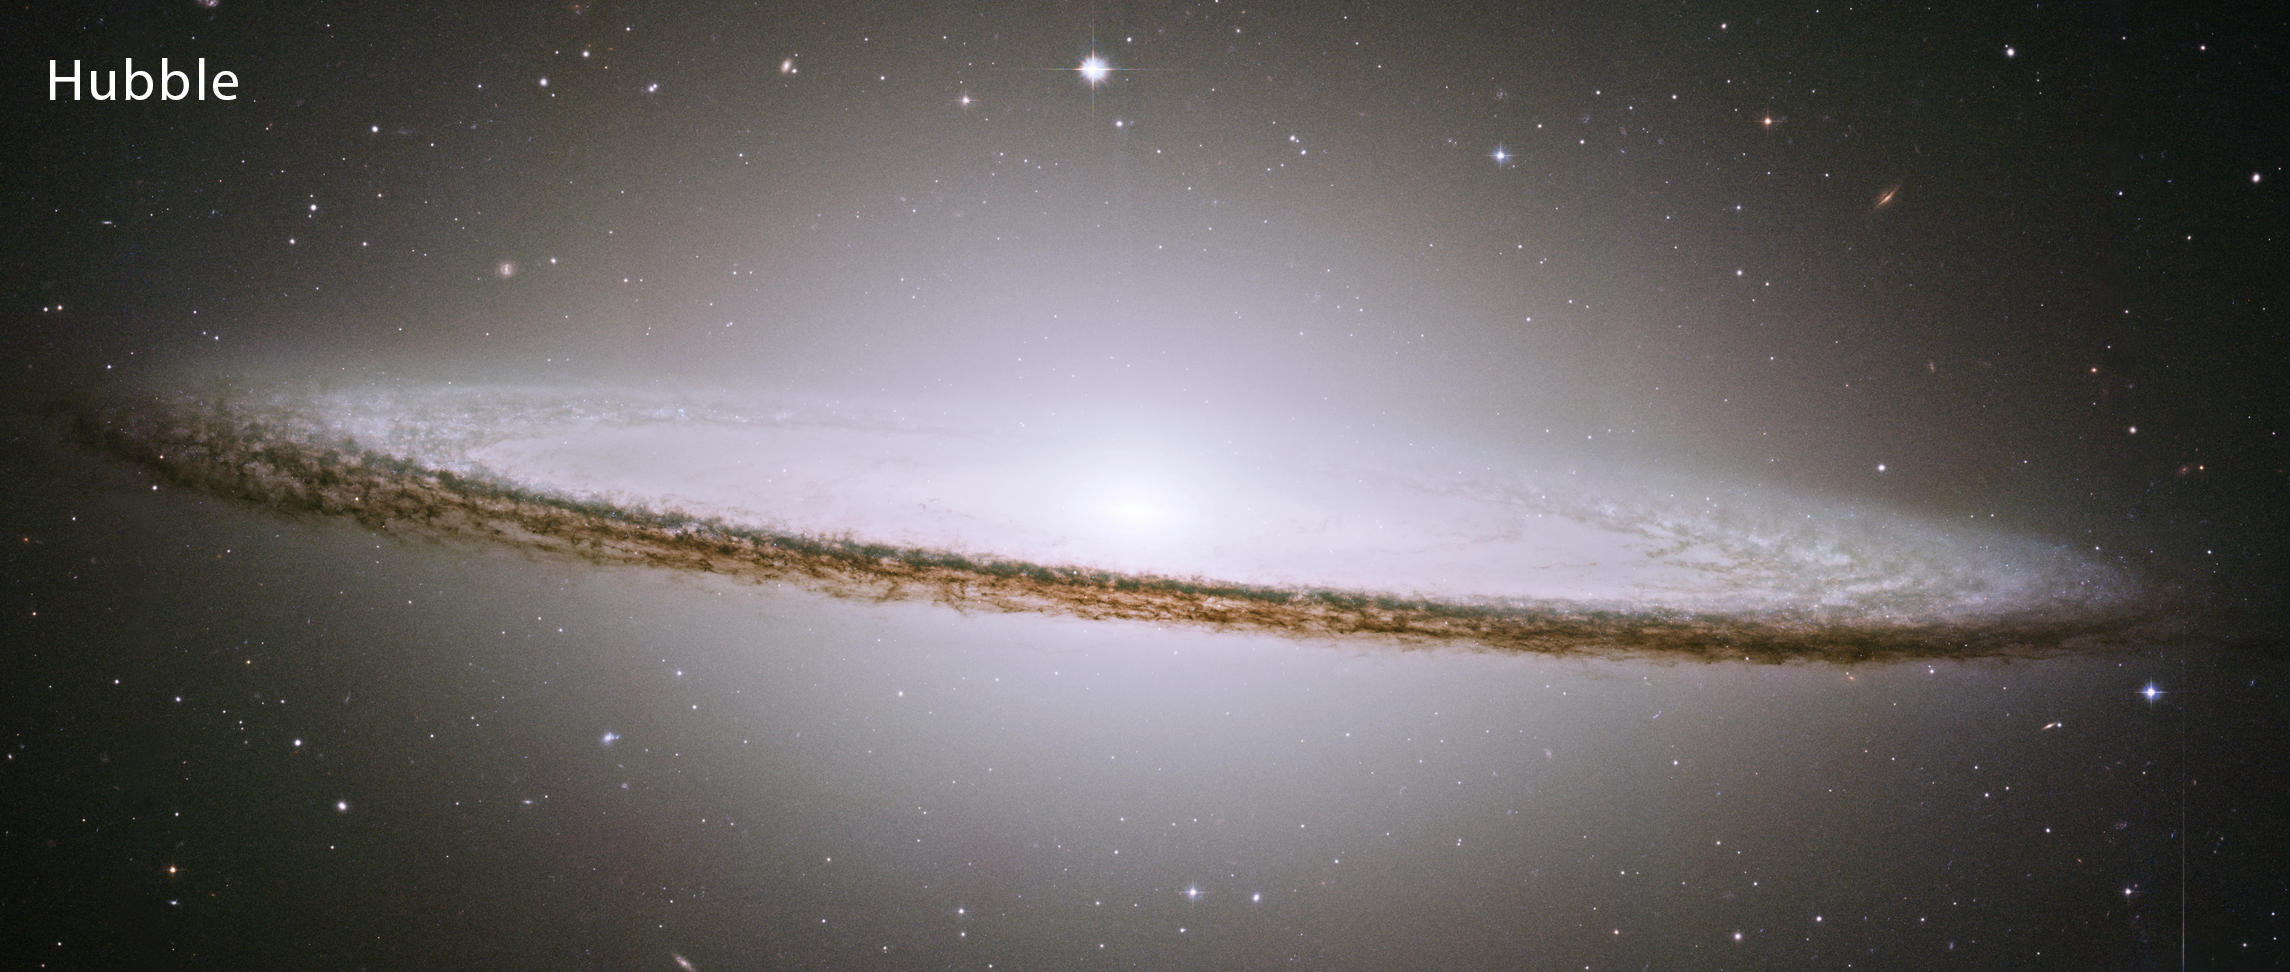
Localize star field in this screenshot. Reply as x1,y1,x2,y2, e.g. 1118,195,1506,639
4,0,2288,968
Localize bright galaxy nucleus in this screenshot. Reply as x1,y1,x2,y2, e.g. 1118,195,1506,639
75,380,2160,660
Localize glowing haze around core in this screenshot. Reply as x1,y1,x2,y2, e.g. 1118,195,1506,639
76,1,2220,621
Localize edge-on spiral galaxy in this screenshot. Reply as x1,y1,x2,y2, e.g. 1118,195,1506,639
66,378,2175,662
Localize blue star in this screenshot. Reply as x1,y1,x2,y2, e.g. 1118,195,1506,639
2139,683,2163,703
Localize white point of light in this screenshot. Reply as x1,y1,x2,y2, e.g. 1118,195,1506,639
2140,683,2163,702
601,731,620,746
335,800,350,812
1491,144,1511,166
780,57,797,75
2004,45,2016,58
1078,55,1111,85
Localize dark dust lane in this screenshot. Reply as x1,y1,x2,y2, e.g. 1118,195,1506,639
63,383,2185,662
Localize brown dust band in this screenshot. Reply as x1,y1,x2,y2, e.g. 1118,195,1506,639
70,392,2175,663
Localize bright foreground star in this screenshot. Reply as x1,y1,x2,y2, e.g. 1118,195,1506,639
1078,55,1110,85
